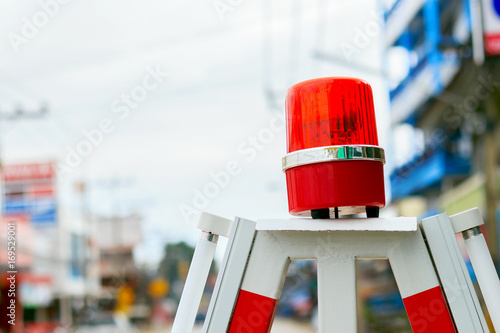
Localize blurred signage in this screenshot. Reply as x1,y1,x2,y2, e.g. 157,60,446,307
116,285,135,314
19,274,53,308
2,162,57,225
2,162,54,181
148,278,170,298
482,0,500,54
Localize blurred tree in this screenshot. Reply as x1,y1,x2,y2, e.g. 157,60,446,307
157,242,216,302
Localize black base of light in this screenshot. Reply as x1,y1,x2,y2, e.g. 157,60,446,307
366,206,379,218
311,208,330,219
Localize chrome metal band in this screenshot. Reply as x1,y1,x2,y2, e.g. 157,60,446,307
200,231,219,243
282,145,385,172
462,226,482,240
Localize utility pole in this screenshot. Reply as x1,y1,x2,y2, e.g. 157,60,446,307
484,64,499,265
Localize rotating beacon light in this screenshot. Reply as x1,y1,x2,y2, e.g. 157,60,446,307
282,77,386,219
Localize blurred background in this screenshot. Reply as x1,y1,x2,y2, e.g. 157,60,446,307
0,0,499,331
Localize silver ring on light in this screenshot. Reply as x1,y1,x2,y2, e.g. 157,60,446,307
282,145,385,172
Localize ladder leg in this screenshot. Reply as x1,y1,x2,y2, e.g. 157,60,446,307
203,218,257,333
421,213,489,332
317,256,357,333
389,229,456,332
171,232,218,333
228,231,290,333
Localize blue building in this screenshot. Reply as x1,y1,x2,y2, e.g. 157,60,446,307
384,0,500,260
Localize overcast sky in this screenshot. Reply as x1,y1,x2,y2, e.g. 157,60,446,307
0,0,396,268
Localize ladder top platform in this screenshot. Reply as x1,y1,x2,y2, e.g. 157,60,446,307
255,217,417,232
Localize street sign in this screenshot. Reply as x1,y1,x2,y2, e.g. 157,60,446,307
482,0,500,55
2,162,57,225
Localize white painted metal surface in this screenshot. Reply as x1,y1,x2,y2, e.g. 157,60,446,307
256,217,417,232
317,256,357,332
172,212,233,333
450,208,500,330
385,227,441,299
421,213,489,332
464,234,500,330
171,233,218,333
239,231,290,299
449,207,484,233
202,218,256,333
197,212,233,237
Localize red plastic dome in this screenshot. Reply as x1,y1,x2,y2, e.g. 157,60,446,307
286,77,379,153
283,77,385,218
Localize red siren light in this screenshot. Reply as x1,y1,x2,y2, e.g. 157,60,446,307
283,77,386,219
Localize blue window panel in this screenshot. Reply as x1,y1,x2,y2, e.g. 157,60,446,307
390,148,471,200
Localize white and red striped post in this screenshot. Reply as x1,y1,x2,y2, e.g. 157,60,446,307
388,229,456,332
228,229,289,333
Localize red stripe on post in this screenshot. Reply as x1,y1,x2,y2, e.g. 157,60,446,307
403,286,456,333
228,289,278,333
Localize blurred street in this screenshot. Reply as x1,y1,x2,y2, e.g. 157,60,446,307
140,319,315,333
